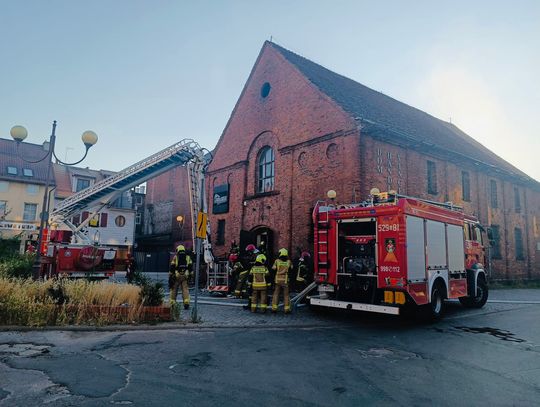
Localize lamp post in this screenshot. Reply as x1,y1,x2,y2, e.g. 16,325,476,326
10,121,98,279
176,215,185,242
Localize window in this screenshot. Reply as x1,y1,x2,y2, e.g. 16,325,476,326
115,215,126,227
135,213,142,225
514,187,521,213
0,201,6,216
490,180,498,208
515,228,524,260
7,166,17,175
257,147,275,193
23,203,37,221
23,168,33,177
462,171,470,201
261,82,271,98
26,184,39,195
76,178,91,192
427,160,437,195
489,225,502,260
216,219,226,246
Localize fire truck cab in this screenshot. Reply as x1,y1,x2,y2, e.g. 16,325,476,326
311,190,489,320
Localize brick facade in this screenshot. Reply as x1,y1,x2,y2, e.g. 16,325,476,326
149,42,539,280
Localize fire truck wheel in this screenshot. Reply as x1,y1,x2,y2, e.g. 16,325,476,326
459,277,488,308
426,282,446,322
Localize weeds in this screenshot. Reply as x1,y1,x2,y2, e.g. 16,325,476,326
0,278,148,326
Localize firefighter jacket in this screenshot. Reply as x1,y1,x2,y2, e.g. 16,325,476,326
272,259,292,285
249,265,269,289
170,253,192,276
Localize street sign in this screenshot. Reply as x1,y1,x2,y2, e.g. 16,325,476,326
196,211,207,239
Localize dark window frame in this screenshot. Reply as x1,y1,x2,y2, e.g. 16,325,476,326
76,178,91,192
7,166,17,175
489,225,502,260
216,219,226,246
515,227,524,260
462,171,470,201
514,187,521,213
490,180,498,208
427,160,438,195
257,146,275,193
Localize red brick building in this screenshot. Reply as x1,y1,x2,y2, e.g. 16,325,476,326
207,41,540,280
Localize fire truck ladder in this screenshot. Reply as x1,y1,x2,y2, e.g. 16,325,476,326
313,201,330,281
51,139,206,242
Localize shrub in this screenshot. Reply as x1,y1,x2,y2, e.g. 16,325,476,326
0,254,34,279
130,270,164,306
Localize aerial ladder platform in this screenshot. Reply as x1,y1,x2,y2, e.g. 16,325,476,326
50,139,207,243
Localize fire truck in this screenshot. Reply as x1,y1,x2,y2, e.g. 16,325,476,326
41,139,209,279
310,189,489,320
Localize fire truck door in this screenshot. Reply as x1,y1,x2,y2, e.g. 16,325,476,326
406,216,426,282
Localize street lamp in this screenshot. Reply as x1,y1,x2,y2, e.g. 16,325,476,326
10,120,98,278
176,214,185,242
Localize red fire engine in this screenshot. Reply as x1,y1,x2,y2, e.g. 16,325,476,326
310,190,489,320
40,139,208,279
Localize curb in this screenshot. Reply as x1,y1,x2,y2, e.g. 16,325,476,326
0,322,339,332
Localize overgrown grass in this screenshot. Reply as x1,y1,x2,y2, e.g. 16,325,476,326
0,278,149,326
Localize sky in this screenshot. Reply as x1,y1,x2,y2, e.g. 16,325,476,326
1,0,539,180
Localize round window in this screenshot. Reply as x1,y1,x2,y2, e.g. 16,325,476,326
261,82,271,98
115,215,126,227
326,143,338,160
298,152,307,168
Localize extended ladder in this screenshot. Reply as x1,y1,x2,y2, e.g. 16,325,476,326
313,201,330,281
51,139,206,236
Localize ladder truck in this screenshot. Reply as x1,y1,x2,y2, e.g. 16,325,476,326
310,189,489,320
41,139,210,279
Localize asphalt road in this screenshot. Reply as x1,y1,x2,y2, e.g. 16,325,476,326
1,290,539,406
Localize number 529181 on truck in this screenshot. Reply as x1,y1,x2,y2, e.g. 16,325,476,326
310,190,489,320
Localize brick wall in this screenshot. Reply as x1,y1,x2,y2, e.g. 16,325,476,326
144,166,193,249
199,42,540,279
207,43,358,258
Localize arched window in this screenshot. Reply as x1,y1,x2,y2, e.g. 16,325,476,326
257,147,275,193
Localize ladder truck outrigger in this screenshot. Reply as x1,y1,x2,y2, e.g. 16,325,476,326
309,189,489,320
41,139,212,279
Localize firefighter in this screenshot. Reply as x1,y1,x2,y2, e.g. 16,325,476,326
169,244,193,309
271,248,293,314
248,254,269,312
125,254,137,284
295,251,311,292
234,244,257,298
227,245,240,295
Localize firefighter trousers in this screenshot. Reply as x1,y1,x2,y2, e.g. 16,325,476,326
250,288,267,312
234,271,249,298
272,283,290,312
170,274,190,305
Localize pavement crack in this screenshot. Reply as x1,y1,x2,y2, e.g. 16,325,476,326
90,333,126,351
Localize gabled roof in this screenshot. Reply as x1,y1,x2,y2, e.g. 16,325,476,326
0,137,54,185
53,164,116,199
269,42,537,185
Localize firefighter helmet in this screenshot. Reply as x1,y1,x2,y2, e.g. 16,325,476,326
176,244,186,253
255,254,266,264
301,251,311,259
278,248,288,257
245,244,256,252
